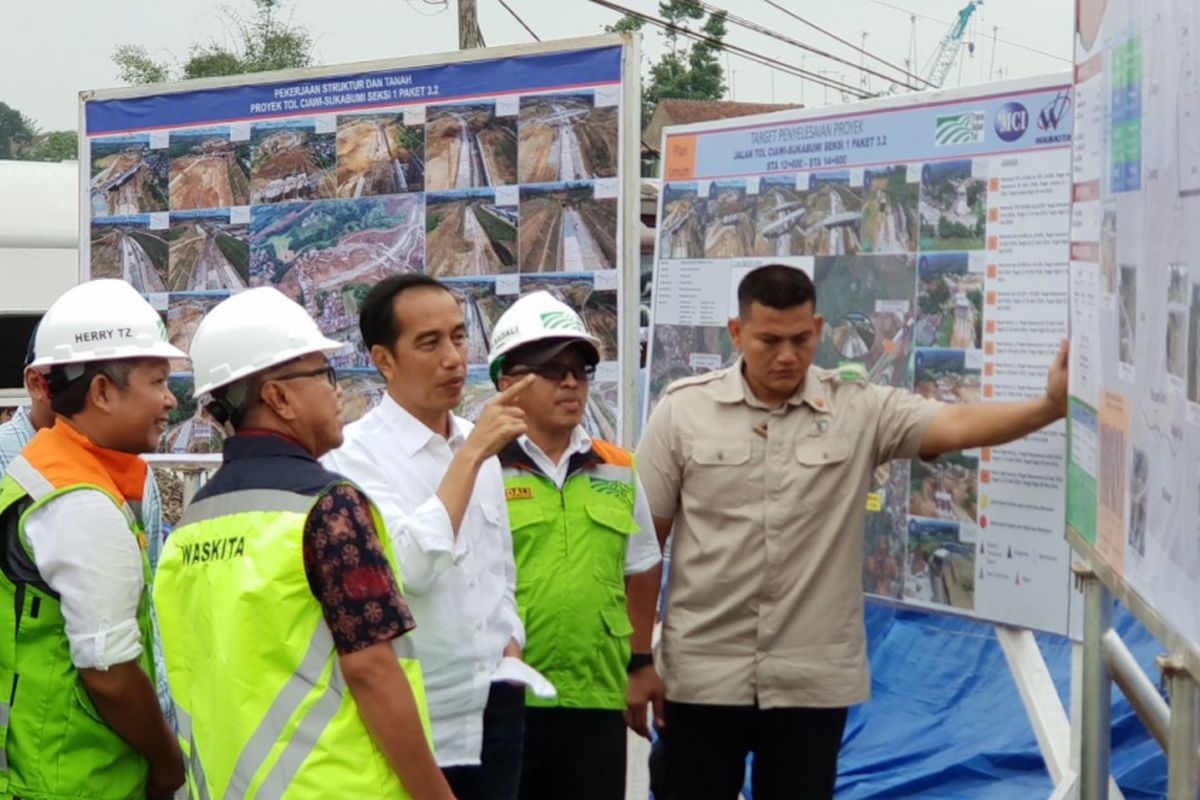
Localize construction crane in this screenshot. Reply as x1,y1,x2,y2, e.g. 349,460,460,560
922,0,981,88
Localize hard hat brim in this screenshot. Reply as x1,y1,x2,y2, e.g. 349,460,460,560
191,335,345,399
29,341,188,370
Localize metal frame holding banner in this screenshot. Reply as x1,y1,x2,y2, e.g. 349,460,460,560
647,73,1078,637
77,33,642,457
1069,0,1200,796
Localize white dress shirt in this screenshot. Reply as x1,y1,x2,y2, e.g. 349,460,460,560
24,490,145,669
516,427,662,575
322,393,523,767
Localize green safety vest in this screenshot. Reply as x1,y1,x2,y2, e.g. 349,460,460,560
499,439,638,710
154,482,433,799
0,455,156,800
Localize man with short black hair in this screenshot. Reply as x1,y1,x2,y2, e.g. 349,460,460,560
637,264,1069,798
325,274,534,799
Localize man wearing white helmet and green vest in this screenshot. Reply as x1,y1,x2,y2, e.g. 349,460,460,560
489,291,663,800
153,287,450,799
0,279,186,799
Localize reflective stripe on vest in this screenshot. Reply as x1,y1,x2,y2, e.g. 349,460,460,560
160,482,427,798
174,704,211,800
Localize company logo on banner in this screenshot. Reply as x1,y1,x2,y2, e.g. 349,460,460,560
934,111,985,145
994,102,1030,142
1035,90,1073,144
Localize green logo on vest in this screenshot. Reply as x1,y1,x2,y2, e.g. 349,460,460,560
589,477,633,504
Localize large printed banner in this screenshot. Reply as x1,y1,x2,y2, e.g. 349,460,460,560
1069,0,1200,650
649,77,1076,635
80,39,630,455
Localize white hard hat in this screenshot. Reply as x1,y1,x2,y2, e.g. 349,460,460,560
30,279,186,369
487,291,601,382
190,287,343,398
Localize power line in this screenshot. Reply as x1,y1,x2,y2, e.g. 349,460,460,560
589,0,872,99
495,0,540,40
866,0,1072,63
758,0,933,87
692,0,925,91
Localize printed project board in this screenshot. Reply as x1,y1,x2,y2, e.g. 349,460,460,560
648,75,1077,635
1069,0,1200,655
79,36,637,456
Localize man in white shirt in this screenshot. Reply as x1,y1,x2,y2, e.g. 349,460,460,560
324,273,535,799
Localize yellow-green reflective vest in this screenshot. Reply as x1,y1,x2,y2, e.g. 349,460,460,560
0,453,155,800
154,482,432,799
500,439,638,710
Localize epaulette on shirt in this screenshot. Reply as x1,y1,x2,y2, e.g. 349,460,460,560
664,368,728,395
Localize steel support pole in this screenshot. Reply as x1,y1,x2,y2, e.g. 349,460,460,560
1162,655,1200,800
1078,563,1112,800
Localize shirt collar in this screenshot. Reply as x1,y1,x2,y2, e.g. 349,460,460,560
711,358,831,414
378,392,466,456
222,429,318,463
10,406,35,442
517,426,591,467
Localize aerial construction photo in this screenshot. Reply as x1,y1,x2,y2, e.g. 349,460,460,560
910,450,979,525
167,292,228,370
762,172,865,256
518,92,618,184
444,277,512,362
426,189,517,276
425,102,518,190
91,216,168,293
919,159,987,251
90,135,168,217
915,253,984,349
860,165,919,254
336,113,425,197
160,375,223,455
249,195,424,357
904,517,975,610
168,210,249,291
914,347,981,404
658,182,707,259
168,126,250,209
703,180,757,258
249,119,336,204
519,181,616,271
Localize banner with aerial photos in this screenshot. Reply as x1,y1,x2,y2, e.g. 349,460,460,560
79,37,637,456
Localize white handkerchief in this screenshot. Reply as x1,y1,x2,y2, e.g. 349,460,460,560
491,657,557,699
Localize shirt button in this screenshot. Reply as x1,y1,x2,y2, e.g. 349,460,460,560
475,621,484,631
477,663,487,672
469,578,479,588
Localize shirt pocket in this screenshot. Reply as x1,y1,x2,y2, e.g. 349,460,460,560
586,502,636,589
685,438,753,507
478,500,508,576
790,435,854,509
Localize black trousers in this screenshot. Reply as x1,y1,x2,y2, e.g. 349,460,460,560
443,682,526,800
518,707,626,800
652,700,848,800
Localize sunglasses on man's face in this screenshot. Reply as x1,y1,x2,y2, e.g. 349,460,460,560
508,363,596,383
268,363,339,388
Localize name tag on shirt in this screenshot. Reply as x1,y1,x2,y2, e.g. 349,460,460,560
506,487,534,501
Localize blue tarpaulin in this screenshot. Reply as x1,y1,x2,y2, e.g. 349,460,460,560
825,600,1167,798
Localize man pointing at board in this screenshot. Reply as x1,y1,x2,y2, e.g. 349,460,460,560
635,264,1068,799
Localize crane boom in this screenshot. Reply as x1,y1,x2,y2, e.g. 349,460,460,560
923,1,981,88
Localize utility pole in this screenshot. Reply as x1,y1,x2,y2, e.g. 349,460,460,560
459,0,485,49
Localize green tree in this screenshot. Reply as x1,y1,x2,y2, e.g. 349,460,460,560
0,101,36,159
113,0,313,85
17,131,78,162
606,1,727,121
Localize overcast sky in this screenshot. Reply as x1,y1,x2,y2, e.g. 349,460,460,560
5,0,1073,131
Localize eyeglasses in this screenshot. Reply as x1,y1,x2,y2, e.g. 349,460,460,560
267,363,338,388
509,363,596,383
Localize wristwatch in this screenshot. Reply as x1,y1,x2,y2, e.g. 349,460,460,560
627,652,654,672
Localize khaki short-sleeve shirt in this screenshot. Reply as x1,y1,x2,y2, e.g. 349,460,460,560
636,359,942,708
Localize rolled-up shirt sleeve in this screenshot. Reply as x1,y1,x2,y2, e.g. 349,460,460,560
25,490,145,670
322,446,468,595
